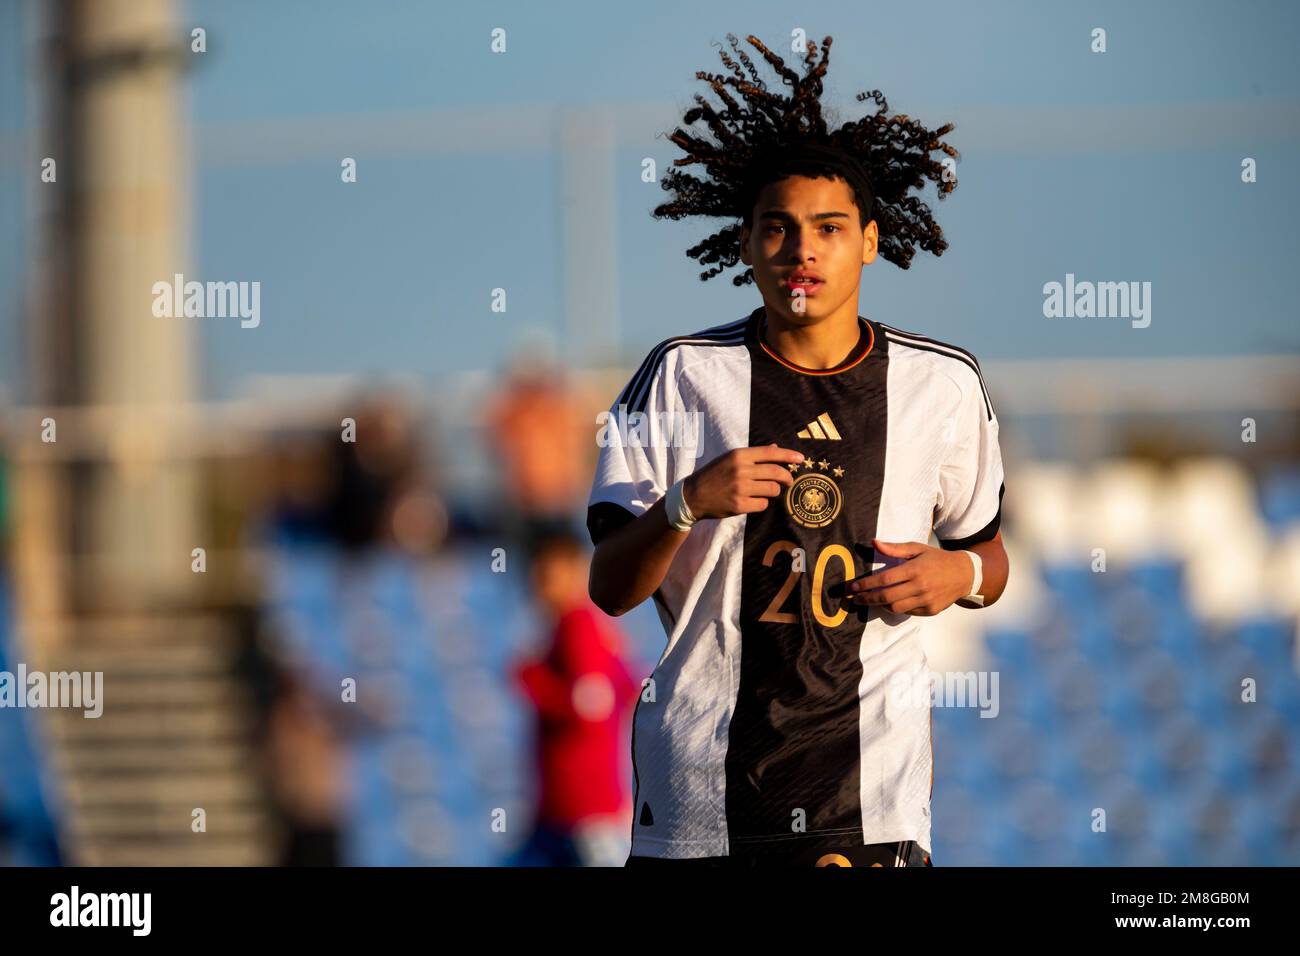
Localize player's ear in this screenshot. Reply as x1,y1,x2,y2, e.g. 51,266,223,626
738,220,752,266
861,218,878,266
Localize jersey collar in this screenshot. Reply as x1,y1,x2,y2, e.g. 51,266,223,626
752,307,875,376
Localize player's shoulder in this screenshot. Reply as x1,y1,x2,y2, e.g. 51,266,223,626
875,320,995,419
615,313,752,412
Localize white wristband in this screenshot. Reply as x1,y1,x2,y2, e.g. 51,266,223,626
664,478,697,532
961,549,985,606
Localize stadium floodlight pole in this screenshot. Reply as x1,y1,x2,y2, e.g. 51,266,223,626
31,0,201,617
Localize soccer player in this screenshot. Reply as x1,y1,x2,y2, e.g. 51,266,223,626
586,33,1008,868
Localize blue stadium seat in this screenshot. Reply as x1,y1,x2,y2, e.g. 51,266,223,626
1234,615,1297,676
1040,563,1096,608
1127,557,1185,605
1204,733,1251,790
0,578,62,866
1259,464,1300,532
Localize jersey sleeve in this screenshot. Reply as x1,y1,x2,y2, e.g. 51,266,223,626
586,350,676,547
933,364,1005,550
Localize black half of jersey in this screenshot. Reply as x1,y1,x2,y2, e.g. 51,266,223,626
724,316,890,850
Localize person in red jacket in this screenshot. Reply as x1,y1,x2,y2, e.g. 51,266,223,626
511,528,641,866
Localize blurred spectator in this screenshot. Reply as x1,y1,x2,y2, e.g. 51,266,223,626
264,432,336,546
265,669,346,866
484,360,591,548
328,394,428,553
510,529,640,866
265,392,447,556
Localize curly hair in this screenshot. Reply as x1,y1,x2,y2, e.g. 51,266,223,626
652,32,960,285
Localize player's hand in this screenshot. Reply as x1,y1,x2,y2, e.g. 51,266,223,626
845,538,975,616
681,444,804,519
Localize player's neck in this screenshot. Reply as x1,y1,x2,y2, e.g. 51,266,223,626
760,300,863,370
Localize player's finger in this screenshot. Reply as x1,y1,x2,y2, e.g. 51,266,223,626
888,595,931,616
851,582,922,606
743,479,786,499
872,538,929,558
847,565,914,593
749,463,797,486
744,443,805,465
737,496,771,513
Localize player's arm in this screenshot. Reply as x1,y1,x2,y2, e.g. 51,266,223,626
955,532,1007,608
515,660,579,721
589,445,804,617
846,530,1006,615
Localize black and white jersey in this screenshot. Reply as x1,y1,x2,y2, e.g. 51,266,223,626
587,306,1005,859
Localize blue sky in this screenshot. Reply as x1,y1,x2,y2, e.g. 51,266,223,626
1,0,1298,399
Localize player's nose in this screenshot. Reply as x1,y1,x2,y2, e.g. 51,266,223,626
789,231,818,262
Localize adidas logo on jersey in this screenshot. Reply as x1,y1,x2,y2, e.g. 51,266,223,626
797,412,841,440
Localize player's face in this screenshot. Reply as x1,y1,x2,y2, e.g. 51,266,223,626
740,174,878,327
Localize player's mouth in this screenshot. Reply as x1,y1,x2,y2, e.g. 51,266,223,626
780,273,825,295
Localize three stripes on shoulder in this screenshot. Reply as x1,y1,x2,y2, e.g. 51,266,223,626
878,322,995,421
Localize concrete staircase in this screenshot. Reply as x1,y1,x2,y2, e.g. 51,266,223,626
36,616,278,866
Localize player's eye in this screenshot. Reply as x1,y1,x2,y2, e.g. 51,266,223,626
821,224,840,234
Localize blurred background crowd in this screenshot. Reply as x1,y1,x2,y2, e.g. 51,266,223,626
1,0,1299,866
